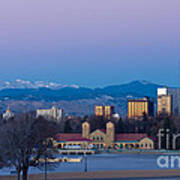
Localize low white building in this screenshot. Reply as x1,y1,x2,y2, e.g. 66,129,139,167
36,106,63,122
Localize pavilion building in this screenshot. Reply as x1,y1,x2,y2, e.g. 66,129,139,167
54,122,154,150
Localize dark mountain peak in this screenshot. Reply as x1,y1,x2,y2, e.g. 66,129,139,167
123,80,159,87
102,80,160,90
96,80,163,99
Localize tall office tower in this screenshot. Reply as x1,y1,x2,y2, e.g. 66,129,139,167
36,106,64,122
128,97,154,119
95,105,115,119
167,88,180,115
157,88,168,96
157,87,180,115
157,88,173,115
157,95,172,115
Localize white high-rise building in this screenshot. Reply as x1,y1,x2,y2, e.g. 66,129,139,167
36,106,63,122
157,88,168,96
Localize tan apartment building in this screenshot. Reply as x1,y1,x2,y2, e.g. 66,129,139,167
157,95,172,115
128,97,154,119
95,106,115,119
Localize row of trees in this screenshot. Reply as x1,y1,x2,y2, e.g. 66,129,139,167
0,114,58,180
63,114,179,133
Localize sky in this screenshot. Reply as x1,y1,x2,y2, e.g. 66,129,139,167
0,0,180,88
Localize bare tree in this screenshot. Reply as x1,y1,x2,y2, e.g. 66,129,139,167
0,114,58,180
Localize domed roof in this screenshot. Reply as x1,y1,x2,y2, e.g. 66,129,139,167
7,109,11,113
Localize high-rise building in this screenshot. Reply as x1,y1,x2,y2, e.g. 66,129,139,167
157,88,173,115
157,95,172,115
95,106,104,117
95,106,115,119
128,97,154,119
167,88,180,115
36,106,63,122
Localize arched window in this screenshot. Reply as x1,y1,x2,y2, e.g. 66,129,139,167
136,144,139,148
97,144,99,149
97,136,99,141
120,144,123,149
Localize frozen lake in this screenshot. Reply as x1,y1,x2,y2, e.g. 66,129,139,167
0,153,180,176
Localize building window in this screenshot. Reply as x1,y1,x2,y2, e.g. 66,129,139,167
136,144,139,148
97,136,99,141
101,136,104,141
101,144,104,149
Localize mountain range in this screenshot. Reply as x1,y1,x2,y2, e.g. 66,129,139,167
0,80,165,116
0,79,79,90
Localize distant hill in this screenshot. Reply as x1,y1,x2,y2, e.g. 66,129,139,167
0,80,164,116
95,80,162,99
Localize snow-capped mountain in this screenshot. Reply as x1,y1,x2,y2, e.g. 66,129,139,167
0,79,79,90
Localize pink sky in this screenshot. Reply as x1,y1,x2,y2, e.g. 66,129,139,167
0,0,180,87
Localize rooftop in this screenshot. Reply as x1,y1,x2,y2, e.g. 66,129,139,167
56,133,91,142
115,133,148,141
56,133,150,142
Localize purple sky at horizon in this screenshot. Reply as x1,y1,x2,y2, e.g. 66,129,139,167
0,0,180,87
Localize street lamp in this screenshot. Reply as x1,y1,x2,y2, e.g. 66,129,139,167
84,153,88,172
44,151,47,180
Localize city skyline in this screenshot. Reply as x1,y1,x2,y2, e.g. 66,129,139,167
0,0,180,87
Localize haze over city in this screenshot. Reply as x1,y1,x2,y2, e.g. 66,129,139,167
0,0,180,87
